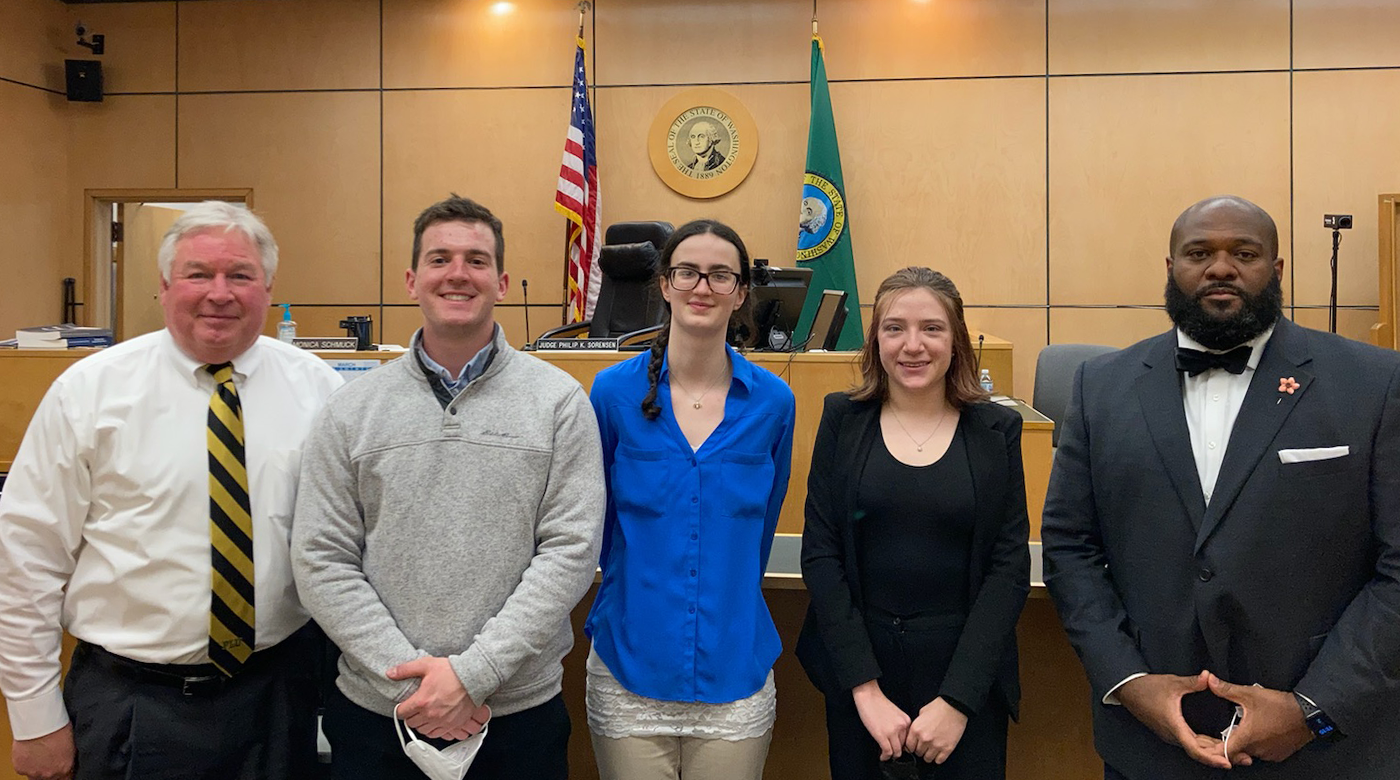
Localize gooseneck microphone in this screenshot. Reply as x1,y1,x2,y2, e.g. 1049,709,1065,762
976,333,985,372
522,279,532,350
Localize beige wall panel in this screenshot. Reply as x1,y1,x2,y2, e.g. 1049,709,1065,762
67,96,178,189
1048,0,1288,75
61,1,176,94
382,305,421,349
178,0,379,92
259,305,379,340
822,0,1045,80
1050,307,1172,349
1049,73,1291,306
594,83,808,270
1294,0,1400,69
1291,70,1400,306
383,0,579,89
965,307,1047,402
834,78,1047,307
0,0,65,91
1291,307,1382,346
65,95,179,308
594,0,809,86
383,305,565,351
382,89,576,307
0,84,69,337
178,91,381,304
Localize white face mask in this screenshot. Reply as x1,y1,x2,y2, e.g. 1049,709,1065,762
394,704,489,780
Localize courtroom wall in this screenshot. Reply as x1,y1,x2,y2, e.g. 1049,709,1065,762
0,0,70,338
6,0,1400,393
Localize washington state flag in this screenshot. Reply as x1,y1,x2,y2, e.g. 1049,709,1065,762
794,33,861,350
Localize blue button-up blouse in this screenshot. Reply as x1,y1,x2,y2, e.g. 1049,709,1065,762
585,346,795,703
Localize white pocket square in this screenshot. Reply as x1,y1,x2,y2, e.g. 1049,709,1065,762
1278,446,1349,464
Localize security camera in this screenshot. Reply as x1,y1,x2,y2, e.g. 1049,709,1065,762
1323,214,1353,230
75,23,104,55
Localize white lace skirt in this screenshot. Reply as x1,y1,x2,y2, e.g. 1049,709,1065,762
585,645,776,741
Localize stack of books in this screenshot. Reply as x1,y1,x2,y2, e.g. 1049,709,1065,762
13,324,114,349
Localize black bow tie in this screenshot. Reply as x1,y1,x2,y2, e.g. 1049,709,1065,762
1175,345,1251,377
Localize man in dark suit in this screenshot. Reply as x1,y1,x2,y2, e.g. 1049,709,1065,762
1042,195,1400,779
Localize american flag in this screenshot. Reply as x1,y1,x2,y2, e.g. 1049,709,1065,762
554,36,602,323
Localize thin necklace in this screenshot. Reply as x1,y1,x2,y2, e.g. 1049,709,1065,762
671,368,728,409
889,404,951,453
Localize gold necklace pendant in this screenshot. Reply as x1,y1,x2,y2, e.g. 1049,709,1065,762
693,400,703,409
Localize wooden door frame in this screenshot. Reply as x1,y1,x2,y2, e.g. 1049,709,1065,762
83,188,253,334
1377,194,1400,349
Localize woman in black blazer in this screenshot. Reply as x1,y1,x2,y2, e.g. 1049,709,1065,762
797,267,1031,780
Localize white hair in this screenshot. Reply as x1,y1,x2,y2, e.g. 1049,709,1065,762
156,201,279,283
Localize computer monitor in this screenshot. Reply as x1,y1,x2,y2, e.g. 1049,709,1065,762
805,289,849,351
749,265,813,351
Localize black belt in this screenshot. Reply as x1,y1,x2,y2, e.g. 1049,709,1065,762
78,627,306,698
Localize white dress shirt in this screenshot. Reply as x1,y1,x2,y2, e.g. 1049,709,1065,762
0,330,343,739
1104,325,1275,705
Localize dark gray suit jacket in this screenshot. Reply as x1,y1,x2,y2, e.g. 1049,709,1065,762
1042,317,1400,779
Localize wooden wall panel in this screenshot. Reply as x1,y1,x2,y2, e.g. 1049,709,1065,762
259,305,380,342
592,83,809,271
178,0,380,92
1291,307,1383,346
383,0,578,89
594,0,810,86
822,0,1045,80
833,77,1047,307
65,95,178,310
1048,0,1289,75
381,88,574,307
381,305,421,349
178,91,382,304
0,83,69,338
59,1,176,94
966,308,1047,402
1049,73,1291,306
1050,307,1172,349
1294,0,1400,70
0,0,65,91
1291,69,1400,306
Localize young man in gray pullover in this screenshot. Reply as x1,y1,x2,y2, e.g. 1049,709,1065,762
292,195,606,780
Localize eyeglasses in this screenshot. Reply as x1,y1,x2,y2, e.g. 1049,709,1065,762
665,267,740,295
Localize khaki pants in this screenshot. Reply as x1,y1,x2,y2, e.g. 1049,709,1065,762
591,729,773,780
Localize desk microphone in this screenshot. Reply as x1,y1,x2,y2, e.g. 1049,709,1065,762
975,334,985,372
522,279,532,350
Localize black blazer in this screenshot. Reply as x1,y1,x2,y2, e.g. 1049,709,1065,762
796,393,1031,719
1042,318,1400,779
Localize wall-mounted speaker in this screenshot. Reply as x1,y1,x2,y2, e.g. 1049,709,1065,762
65,59,103,103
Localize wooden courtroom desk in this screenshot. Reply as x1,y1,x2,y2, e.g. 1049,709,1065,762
0,338,1096,780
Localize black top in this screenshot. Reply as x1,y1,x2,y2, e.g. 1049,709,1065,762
857,422,975,618
795,394,1030,719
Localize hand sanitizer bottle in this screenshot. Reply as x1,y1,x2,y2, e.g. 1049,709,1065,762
979,368,994,393
277,304,297,343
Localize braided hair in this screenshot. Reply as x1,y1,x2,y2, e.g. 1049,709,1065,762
640,219,753,420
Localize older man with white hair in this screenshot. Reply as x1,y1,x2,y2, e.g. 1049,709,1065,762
0,201,343,780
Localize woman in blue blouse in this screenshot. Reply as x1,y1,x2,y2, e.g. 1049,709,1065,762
585,219,796,780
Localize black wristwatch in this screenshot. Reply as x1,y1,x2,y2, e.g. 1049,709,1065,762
1294,691,1344,743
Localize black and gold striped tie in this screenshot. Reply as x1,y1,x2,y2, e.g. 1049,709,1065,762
206,362,255,675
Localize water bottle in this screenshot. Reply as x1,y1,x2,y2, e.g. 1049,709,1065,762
979,368,994,393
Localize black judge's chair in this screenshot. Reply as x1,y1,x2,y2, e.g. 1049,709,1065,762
537,221,673,349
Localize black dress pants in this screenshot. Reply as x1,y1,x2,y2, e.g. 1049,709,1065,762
323,685,570,780
63,626,321,780
823,611,1009,780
